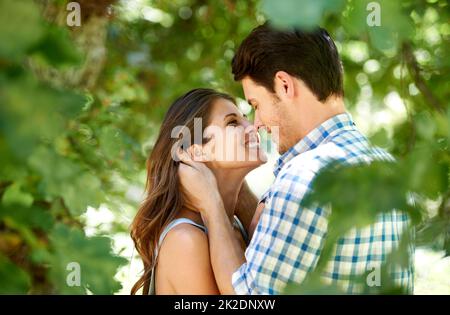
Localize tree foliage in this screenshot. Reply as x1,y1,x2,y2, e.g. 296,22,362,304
0,0,448,294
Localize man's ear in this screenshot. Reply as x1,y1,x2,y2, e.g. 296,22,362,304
186,144,207,162
274,71,295,99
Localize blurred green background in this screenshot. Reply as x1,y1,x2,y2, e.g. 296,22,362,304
0,0,448,294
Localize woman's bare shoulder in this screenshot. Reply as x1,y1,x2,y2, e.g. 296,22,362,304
159,222,208,257
157,223,219,294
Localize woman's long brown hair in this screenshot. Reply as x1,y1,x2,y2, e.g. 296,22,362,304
130,88,235,295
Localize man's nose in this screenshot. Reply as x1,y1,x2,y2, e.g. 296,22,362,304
253,111,264,131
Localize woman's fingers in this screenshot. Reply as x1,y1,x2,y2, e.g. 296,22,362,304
177,148,196,167
177,147,209,173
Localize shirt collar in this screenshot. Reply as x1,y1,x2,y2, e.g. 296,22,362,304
273,112,357,177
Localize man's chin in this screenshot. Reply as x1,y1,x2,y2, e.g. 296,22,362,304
276,143,289,155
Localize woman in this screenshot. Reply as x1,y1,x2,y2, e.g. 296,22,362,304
130,88,266,294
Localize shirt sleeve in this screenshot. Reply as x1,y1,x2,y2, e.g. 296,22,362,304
232,169,329,295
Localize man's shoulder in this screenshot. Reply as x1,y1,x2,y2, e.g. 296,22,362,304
280,141,347,176
329,128,394,162
270,142,343,197
276,129,393,183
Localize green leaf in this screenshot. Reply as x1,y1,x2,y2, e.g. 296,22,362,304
47,224,127,294
99,126,124,159
0,204,54,233
415,111,437,141
29,25,83,67
0,0,44,59
260,0,347,30
416,216,447,247
0,254,31,294
61,172,104,216
343,0,414,54
28,146,82,199
284,273,345,294
300,159,422,269
1,183,34,208
405,147,448,199
27,146,104,216
370,128,391,149
301,160,418,226
445,233,450,257
1,76,84,160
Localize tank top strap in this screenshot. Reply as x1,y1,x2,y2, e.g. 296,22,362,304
149,218,206,295
233,215,249,246
157,218,206,248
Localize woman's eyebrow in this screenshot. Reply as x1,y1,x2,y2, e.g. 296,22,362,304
224,113,238,120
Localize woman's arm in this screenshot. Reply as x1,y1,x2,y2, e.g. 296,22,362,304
157,224,220,294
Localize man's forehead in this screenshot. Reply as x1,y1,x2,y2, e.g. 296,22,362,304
241,78,258,102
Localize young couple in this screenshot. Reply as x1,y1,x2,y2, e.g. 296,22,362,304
130,23,414,295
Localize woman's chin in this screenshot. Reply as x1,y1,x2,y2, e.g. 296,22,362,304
248,147,268,164
240,155,268,170
207,145,268,169
211,157,266,171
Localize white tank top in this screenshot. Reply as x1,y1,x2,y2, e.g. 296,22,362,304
148,215,248,295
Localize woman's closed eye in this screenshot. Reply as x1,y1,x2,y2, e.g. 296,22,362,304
227,119,239,126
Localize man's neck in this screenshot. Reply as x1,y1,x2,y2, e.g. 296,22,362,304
297,95,346,143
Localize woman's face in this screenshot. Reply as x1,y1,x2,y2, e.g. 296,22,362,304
197,98,267,170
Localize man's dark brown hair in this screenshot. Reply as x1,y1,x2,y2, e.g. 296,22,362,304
232,23,344,102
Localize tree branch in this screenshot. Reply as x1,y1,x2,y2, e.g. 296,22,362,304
402,42,444,113
438,190,450,220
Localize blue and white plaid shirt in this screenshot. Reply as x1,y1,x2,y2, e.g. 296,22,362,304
232,112,414,294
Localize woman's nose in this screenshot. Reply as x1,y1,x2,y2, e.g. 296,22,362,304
245,124,257,135
242,116,252,129
244,123,259,142
242,117,258,134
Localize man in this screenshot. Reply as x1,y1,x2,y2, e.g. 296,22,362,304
178,23,414,294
